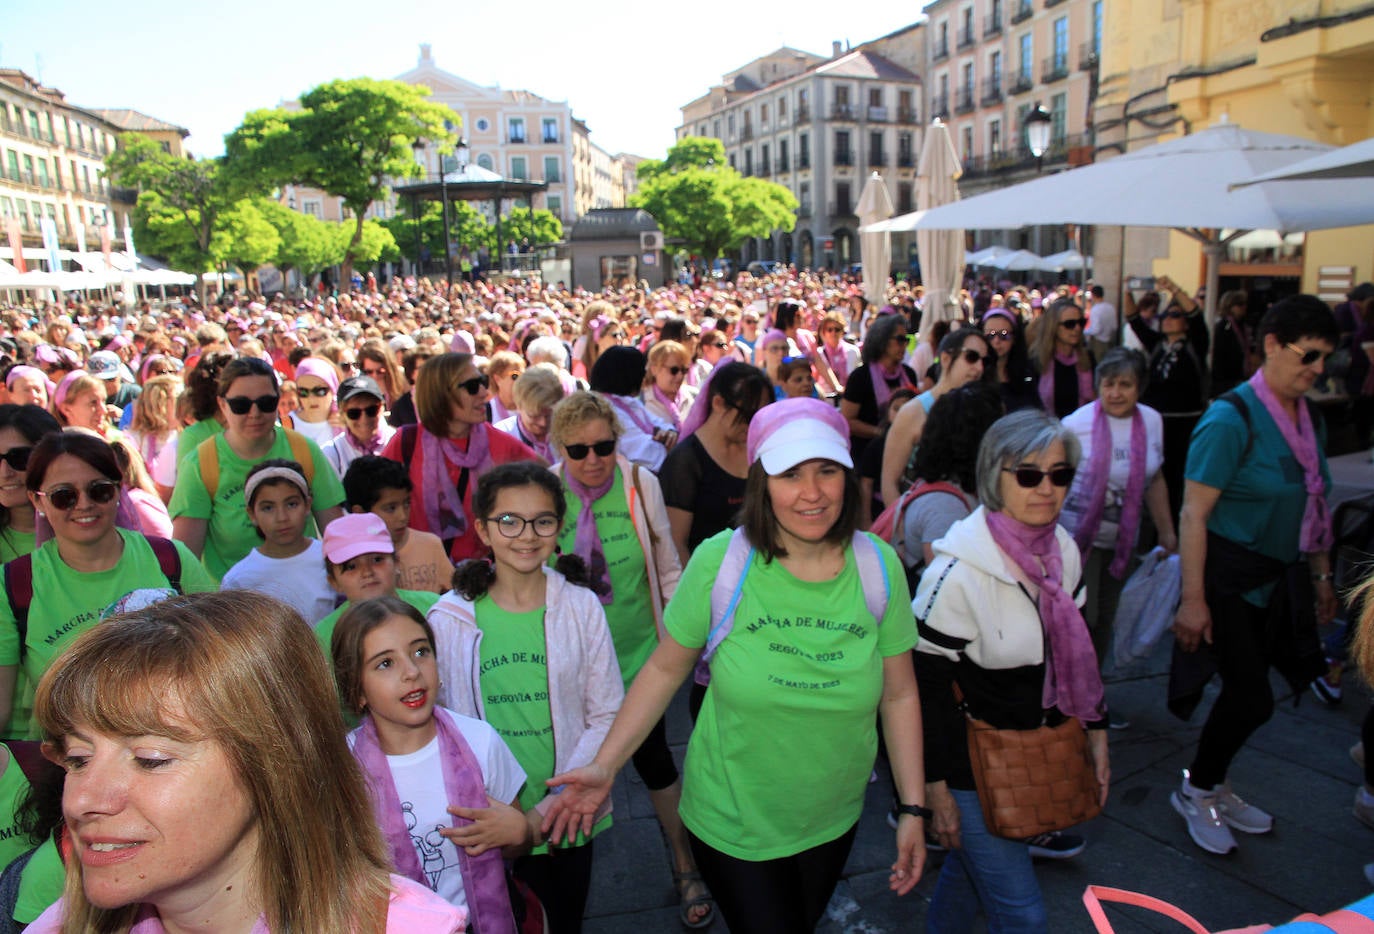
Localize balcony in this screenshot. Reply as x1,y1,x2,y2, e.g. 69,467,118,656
796,104,811,122
830,103,856,121
931,93,950,119
933,37,950,61
508,133,527,144
542,134,559,144
1041,54,1070,83
1079,40,1100,69
984,12,1003,36
760,160,772,176
982,77,1005,106
798,153,811,170
833,150,854,167
1009,71,1034,95
1045,0,1066,7
957,132,1090,179
897,152,915,168
828,201,855,218
954,86,976,115
897,107,919,124
1010,0,1033,23
957,26,976,50
797,202,812,218
778,155,790,172
742,125,754,141
867,106,888,122
867,150,887,168
111,185,138,203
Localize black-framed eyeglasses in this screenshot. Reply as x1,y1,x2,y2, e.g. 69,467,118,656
457,374,490,395
984,329,1012,341
1285,343,1329,367
37,478,119,511
486,511,560,538
345,404,381,420
0,446,32,471
1003,466,1076,489
960,349,992,366
224,394,280,415
1058,318,1084,329
563,439,615,460
298,386,332,398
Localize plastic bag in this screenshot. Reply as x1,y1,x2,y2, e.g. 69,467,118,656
1112,547,1181,669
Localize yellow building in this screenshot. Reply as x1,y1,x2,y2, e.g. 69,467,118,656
1095,0,1374,302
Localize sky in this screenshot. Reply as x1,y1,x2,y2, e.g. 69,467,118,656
4,1,921,161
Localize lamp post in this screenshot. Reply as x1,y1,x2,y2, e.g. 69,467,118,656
410,140,427,280
1024,102,1052,174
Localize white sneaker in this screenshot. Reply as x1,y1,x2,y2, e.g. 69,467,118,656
1171,777,1237,855
1215,783,1273,834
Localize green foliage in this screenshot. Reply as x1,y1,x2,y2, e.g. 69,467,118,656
256,200,341,275
630,136,796,260
337,219,400,266
381,200,493,262
224,78,458,278
210,201,280,273
495,208,563,249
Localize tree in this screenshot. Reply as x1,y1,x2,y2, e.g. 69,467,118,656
381,200,493,267
495,208,563,250
631,136,797,260
257,200,341,279
333,218,399,268
224,78,458,283
209,200,281,287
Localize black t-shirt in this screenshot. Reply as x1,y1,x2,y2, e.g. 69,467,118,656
658,434,746,553
842,363,918,461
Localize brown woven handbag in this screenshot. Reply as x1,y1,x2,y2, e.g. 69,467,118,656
957,686,1102,839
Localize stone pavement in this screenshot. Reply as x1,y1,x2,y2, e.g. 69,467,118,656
578,641,1373,933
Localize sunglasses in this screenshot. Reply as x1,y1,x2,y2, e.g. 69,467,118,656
1161,310,1187,320
487,512,560,538
1003,465,1076,489
338,361,359,373
345,404,381,420
605,330,625,340
1285,343,1329,367
984,329,1012,341
37,478,119,511
298,386,333,398
1058,318,1084,329
457,374,490,395
224,394,280,415
702,341,726,350
664,366,687,377
960,349,992,366
564,439,615,460
0,447,32,471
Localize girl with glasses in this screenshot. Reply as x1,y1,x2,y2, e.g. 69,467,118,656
914,409,1109,932
1029,297,1096,419
841,314,919,464
170,356,346,580
428,462,623,934
815,310,860,395
0,431,217,740
380,353,539,566
358,337,409,425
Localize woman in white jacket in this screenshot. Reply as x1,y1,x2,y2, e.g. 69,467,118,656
427,461,622,934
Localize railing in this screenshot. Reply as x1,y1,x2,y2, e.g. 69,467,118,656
760,160,771,176
1079,40,1100,69
542,134,559,144
982,76,1004,106
931,93,950,119
897,107,919,124
1041,54,1070,83
1009,71,1034,95
958,132,1090,178
867,106,888,122
796,104,811,122
1011,0,1033,23
834,150,854,167
957,25,976,50
797,202,812,218
984,12,1003,36
508,134,526,144
778,155,790,172
828,201,855,217
830,104,856,120
798,153,811,169
867,150,887,168
1045,0,1066,7
742,125,754,141
933,37,950,61
897,152,915,168
111,186,138,202
955,86,976,114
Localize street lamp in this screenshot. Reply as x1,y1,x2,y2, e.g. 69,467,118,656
1024,102,1052,173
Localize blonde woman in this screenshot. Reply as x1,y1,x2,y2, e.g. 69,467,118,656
128,374,183,502
1028,297,1095,418
641,341,697,433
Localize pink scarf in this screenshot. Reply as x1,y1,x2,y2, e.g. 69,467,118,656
606,393,657,435
869,362,914,412
343,428,386,457
419,424,494,541
985,510,1105,723
1071,402,1148,579
1037,351,1095,413
1248,370,1332,552
351,707,516,934
679,357,729,439
651,384,684,432
821,342,849,384
563,467,615,604
512,415,553,464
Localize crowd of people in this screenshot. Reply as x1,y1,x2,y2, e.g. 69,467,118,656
0,262,1358,932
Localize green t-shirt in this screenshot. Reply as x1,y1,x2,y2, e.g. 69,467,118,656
14,835,61,924
0,530,218,739
0,745,32,871
314,588,440,660
0,528,35,565
168,429,345,581
476,595,605,853
1184,383,1331,605
176,417,224,466
557,473,655,690
666,530,915,861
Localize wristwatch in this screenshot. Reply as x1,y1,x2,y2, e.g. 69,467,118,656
894,802,933,820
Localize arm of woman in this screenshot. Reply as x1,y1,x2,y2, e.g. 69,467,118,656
542,634,698,844
1127,314,1162,352
638,470,683,604
840,398,880,441
1123,288,1138,319
666,507,693,568
1145,473,1177,553
879,653,927,895
1173,480,1222,651
880,402,923,508
171,516,207,558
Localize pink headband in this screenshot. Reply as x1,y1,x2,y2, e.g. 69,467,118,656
6,365,44,389
52,369,89,411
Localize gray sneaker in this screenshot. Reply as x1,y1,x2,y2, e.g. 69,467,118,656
1171,787,1237,855
1215,784,1273,834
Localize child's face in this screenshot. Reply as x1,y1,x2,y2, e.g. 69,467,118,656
328,553,397,603
370,487,412,544
246,480,310,550
295,376,332,422
782,368,814,399
474,484,560,576
359,613,437,736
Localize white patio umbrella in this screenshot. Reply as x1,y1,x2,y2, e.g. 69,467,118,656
898,120,1374,324
857,172,895,308
916,121,965,332
1038,248,1091,272
966,245,1015,267
1232,135,1374,186
986,249,1044,272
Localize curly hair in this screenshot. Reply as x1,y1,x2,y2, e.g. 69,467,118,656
910,383,1005,493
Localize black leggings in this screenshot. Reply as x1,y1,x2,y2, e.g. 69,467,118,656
630,715,679,791
512,841,595,934
687,824,857,934
1189,591,1275,789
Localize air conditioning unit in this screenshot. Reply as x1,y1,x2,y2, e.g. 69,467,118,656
640,231,665,251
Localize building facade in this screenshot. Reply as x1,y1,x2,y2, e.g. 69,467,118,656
678,43,923,271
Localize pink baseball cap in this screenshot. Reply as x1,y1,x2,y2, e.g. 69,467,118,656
747,397,852,474
322,513,394,564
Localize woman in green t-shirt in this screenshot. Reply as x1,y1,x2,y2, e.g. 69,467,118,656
0,404,61,563
543,397,928,933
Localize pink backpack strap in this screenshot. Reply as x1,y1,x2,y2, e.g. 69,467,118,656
1082,886,1213,934
694,528,754,686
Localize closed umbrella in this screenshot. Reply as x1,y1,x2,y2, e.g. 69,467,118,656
857,172,894,309
916,121,965,333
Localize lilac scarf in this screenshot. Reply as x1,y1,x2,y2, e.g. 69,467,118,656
821,342,849,384
651,384,684,432
606,393,657,435
985,510,1105,723
1071,402,1148,579
1249,370,1333,552
563,467,615,604
343,427,386,457
513,416,553,463
419,424,494,541
679,357,730,439
869,362,913,412
1038,351,1095,413
351,707,515,934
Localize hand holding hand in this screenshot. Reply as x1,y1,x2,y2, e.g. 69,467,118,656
541,763,613,845
442,796,530,855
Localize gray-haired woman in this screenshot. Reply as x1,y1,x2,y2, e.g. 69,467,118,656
913,409,1109,933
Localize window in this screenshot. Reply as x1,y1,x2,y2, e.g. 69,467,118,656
835,86,851,106
899,89,915,119
1050,93,1067,142
869,88,883,107
898,132,913,165
835,130,851,165
5,151,17,181
547,194,562,217
799,181,811,212
962,125,974,159
761,142,770,173
989,119,1002,154
778,96,787,118
474,117,491,132
542,118,558,143
509,117,526,143
0,197,12,218
1053,16,1069,69
713,119,721,138
477,153,494,170
779,137,790,170
511,156,528,179
543,156,560,182
62,118,71,147
727,114,735,138
27,110,40,139
1092,0,1103,52
835,181,852,215
869,131,883,165
990,50,1002,84
962,61,974,88
799,132,810,168
303,201,321,217
21,154,34,183
698,124,706,136
897,182,913,214
1019,33,1033,80
728,154,736,169
760,102,769,125
744,149,753,176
